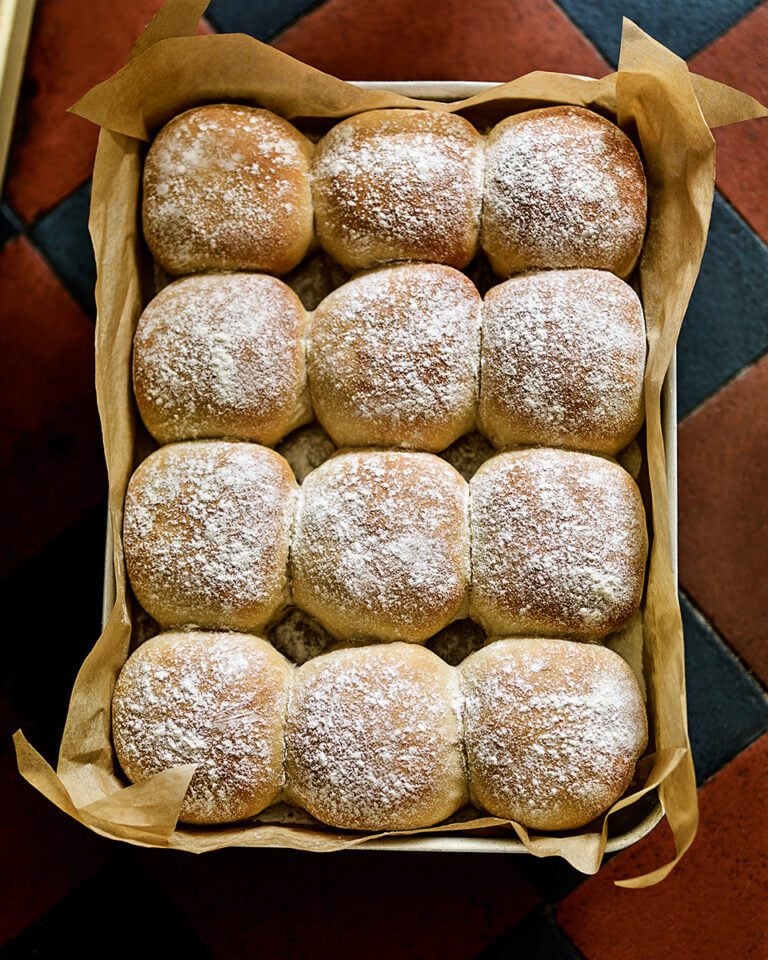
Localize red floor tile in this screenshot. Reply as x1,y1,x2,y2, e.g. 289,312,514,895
275,0,609,82
678,354,768,685
690,5,768,243
0,238,105,574
557,734,768,960
144,846,541,959
0,697,108,945
4,1,210,223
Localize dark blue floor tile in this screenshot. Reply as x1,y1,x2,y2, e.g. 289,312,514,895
0,504,106,760
0,203,23,248
677,191,768,418
478,907,583,960
30,181,96,318
207,0,325,40
0,849,212,958
682,592,768,785
556,0,761,65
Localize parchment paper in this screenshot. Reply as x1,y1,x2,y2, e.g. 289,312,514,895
14,0,767,885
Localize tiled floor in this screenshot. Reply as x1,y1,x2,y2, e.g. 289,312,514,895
1,1,766,956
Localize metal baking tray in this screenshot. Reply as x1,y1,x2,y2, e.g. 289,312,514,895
102,81,672,855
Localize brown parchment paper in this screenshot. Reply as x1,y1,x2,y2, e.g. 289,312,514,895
14,0,767,885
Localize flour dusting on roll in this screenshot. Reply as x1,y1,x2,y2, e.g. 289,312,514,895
482,106,646,278
470,448,647,639
292,451,470,643
143,104,313,276
479,269,646,453
308,263,481,451
123,442,296,632
285,643,467,830
461,638,647,830
133,273,311,446
112,631,293,824
312,109,484,270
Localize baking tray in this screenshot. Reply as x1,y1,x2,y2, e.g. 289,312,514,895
102,81,672,855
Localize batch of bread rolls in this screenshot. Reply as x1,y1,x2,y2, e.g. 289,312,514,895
113,101,651,834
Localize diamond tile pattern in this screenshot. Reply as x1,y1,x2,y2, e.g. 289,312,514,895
682,593,768,783
679,354,768,683
1,0,767,956
690,6,768,245
677,192,768,417
30,181,96,317
557,735,768,960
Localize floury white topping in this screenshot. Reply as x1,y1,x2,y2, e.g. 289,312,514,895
133,273,309,445
482,106,647,274
312,110,484,269
469,448,647,639
460,639,647,829
292,451,470,642
123,441,296,631
308,263,481,450
285,644,466,830
112,633,292,824
479,268,646,452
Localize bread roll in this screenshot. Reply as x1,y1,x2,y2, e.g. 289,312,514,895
482,106,646,278
292,450,470,643
308,264,481,451
123,441,296,631
133,273,311,445
478,269,646,453
469,449,647,639
460,638,647,830
142,104,313,276
312,109,484,270
284,643,467,830
112,631,292,824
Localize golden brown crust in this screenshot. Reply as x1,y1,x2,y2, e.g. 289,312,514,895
312,109,484,271
482,106,647,278
291,450,470,643
478,269,646,453
284,643,467,830
460,638,647,830
308,264,481,451
132,273,312,445
142,104,313,276
469,449,647,639
123,441,297,631
112,632,293,824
